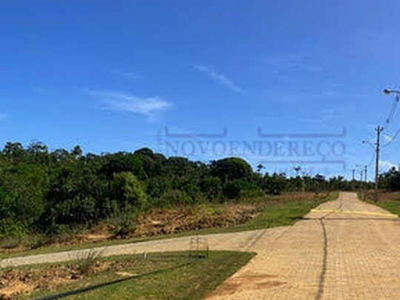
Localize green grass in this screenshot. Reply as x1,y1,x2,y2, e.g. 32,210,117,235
0,192,338,259
376,200,400,216
23,251,255,300
360,194,400,216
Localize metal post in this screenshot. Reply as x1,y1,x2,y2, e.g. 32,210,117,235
374,126,383,202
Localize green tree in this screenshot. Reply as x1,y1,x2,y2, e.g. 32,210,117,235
111,172,148,209
211,158,253,183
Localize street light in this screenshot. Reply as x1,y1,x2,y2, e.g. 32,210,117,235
384,88,400,95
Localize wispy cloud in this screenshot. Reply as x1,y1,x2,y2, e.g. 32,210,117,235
88,90,172,121
263,53,323,73
300,108,342,124
194,65,245,94
111,70,143,81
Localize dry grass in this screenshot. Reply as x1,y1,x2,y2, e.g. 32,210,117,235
364,190,400,201
264,191,330,201
133,204,259,237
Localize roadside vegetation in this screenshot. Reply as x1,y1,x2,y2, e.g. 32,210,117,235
0,251,255,300
359,167,400,215
0,142,344,256
361,189,400,216
0,192,338,259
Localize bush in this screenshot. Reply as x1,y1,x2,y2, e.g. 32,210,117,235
23,234,49,249
73,249,101,275
0,235,21,249
223,180,261,199
108,205,138,238
51,196,97,226
158,189,192,206
200,177,223,201
239,188,265,199
262,173,287,195
0,218,27,240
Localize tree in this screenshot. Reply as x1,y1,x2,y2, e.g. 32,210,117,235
211,158,253,183
111,172,148,209
262,173,287,195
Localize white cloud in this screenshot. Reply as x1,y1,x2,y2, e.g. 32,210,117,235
379,160,398,171
195,65,245,94
88,90,172,120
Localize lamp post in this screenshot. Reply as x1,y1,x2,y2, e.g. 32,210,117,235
383,88,400,95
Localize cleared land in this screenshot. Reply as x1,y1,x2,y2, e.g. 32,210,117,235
0,251,255,299
0,192,335,259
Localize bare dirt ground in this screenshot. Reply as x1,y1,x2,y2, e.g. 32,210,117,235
2,192,400,299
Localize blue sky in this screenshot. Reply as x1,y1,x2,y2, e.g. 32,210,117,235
1,0,400,179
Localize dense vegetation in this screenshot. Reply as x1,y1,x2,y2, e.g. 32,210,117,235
379,167,400,191
0,141,357,240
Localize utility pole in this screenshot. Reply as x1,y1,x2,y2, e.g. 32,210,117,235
364,165,368,200
352,169,355,181
360,169,364,200
364,165,367,182
374,126,383,202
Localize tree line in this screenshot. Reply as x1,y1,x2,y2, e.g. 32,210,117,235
0,141,364,239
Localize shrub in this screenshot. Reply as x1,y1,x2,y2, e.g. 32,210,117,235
223,180,261,199
200,177,223,201
108,205,138,238
51,196,97,226
0,218,26,240
73,249,101,275
158,189,192,206
239,188,265,199
0,235,21,249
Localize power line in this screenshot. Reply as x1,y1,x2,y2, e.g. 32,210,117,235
382,127,400,148
384,95,399,128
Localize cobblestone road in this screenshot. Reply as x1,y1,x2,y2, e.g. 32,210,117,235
208,192,400,300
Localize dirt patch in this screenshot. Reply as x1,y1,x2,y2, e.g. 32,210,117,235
0,260,117,299
79,234,111,242
133,204,260,237
209,272,286,297
115,271,136,277
0,267,72,299
0,282,34,300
